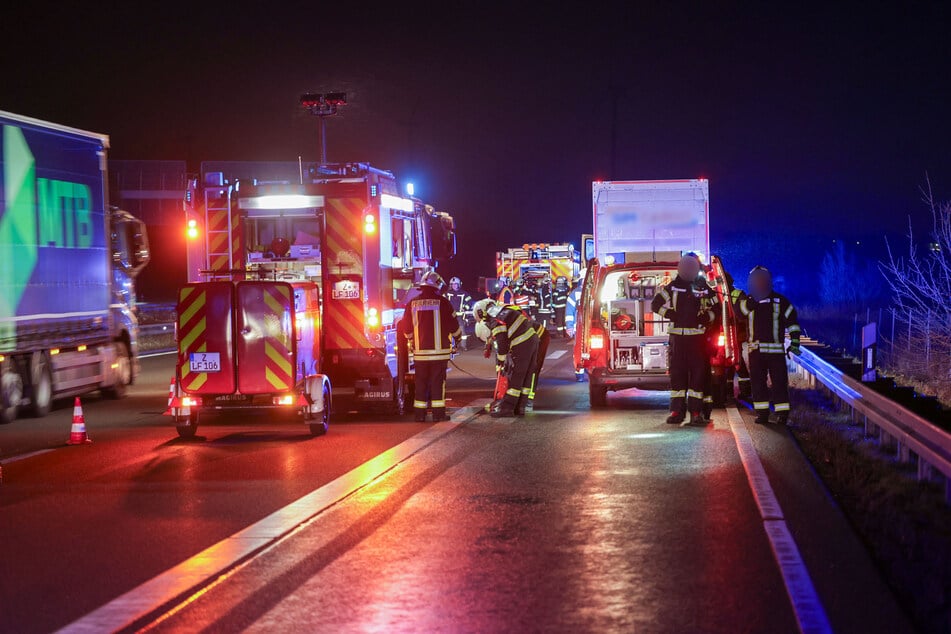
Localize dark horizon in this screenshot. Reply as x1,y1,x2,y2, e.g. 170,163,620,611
3,2,950,298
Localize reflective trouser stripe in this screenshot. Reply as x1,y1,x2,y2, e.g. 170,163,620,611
431,400,446,408
753,401,770,410
751,342,785,353
506,388,521,398
670,390,686,398
414,400,428,409
687,389,704,400
738,376,751,383
669,328,705,335
774,402,790,412
703,395,713,404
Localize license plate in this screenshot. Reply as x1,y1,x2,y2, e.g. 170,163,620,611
189,352,221,373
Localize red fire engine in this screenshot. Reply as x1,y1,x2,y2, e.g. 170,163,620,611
168,163,456,438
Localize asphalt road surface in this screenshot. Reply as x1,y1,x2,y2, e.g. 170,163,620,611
0,340,913,633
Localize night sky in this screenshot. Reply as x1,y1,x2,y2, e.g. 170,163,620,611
3,2,950,299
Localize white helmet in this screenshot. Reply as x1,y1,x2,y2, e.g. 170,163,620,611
472,298,496,322
475,321,492,343
418,270,445,291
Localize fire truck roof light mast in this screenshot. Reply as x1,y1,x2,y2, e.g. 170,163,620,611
300,92,347,166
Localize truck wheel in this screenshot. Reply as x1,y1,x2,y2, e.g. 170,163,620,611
589,384,608,408
175,411,199,439
103,340,132,399
0,363,23,425
28,352,52,418
306,382,331,436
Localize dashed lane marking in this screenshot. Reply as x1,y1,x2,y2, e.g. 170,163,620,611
56,401,488,634
0,448,56,464
727,407,832,634
546,350,567,360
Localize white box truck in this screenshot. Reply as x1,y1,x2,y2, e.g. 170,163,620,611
574,179,736,407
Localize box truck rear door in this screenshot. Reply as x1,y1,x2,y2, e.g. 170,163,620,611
177,282,236,394
236,281,296,395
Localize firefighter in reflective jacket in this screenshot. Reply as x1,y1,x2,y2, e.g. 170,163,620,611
724,271,752,400
651,254,718,426
445,276,473,351
552,276,570,338
736,266,801,424
473,299,539,418
497,276,515,304
398,271,461,423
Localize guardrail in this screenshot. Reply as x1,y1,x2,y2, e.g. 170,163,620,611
139,323,175,337
789,337,951,504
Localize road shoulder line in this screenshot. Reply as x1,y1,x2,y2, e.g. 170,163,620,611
56,403,487,634
726,406,832,634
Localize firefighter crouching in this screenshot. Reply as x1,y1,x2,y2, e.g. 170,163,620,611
398,272,462,423
651,254,718,426
473,299,540,418
736,266,801,425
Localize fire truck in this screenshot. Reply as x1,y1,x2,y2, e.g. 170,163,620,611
169,163,456,438
495,243,580,285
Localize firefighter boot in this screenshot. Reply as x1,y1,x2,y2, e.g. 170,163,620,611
771,412,790,426
514,395,528,417
491,401,516,418
754,411,770,425
432,408,449,423
689,412,710,426
666,411,685,425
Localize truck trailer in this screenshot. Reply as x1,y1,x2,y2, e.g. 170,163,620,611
0,110,150,424
170,163,456,438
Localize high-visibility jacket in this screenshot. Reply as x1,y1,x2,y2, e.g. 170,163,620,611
445,290,473,319
552,287,569,308
651,275,718,335
398,286,462,361
735,291,801,354
533,284,553,312
488,306,538,361
513,290,532,310
498,286,514,305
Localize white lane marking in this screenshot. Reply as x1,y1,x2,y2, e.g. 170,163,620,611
0,448,56,464
139,350,175,359
57,402,488,634
727,407,832,634
546,350,567,360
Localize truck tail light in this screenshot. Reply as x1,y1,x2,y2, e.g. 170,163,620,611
182,396,201,408
186,219,199,239
718,334,726,347
366,307,380,328
364,214,376,234
273,395,296,406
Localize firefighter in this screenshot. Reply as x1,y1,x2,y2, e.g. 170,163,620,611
533,274,553,330
445,276,473,351
736,266,801,425
513,278,533,313
551,276,570,338
497,276,515,304
697,268,719,421
398,271,461,423
724,270,752,400
473,298,539,418
651,254,718,426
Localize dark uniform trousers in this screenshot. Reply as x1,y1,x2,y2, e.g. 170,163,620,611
749,347,790,414
669,333,707,414
504,337,539,409
414,360,447,417
527,328,550,406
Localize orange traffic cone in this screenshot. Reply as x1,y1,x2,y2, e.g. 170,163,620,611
66,397,92,445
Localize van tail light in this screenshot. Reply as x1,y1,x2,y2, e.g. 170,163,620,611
717,334,726,347
590,333,605,350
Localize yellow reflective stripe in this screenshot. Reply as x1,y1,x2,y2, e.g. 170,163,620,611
511,329,535,346
431,400,446,408
415,352,451,361
413,400,428,408
784,304,794,319
508,315,526,336
491,325,506,336
670,390,686,398
753,401,770,410
703,395,714,403
687,389,704,399
774,403,790,412
506,388,521,397
497,353,507,361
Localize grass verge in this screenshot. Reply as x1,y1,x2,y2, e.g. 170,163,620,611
788,388,951,633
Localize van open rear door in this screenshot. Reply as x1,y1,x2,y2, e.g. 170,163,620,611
573,259,601,373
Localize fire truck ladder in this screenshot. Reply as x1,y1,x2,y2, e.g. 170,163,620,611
204,185,234,278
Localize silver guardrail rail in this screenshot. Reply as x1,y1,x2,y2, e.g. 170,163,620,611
788,337,951,504
139,323,175,337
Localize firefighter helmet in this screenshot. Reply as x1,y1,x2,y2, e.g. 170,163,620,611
418,271,445,291
472,298,496,322
449,276,462,289
556,276,568,290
